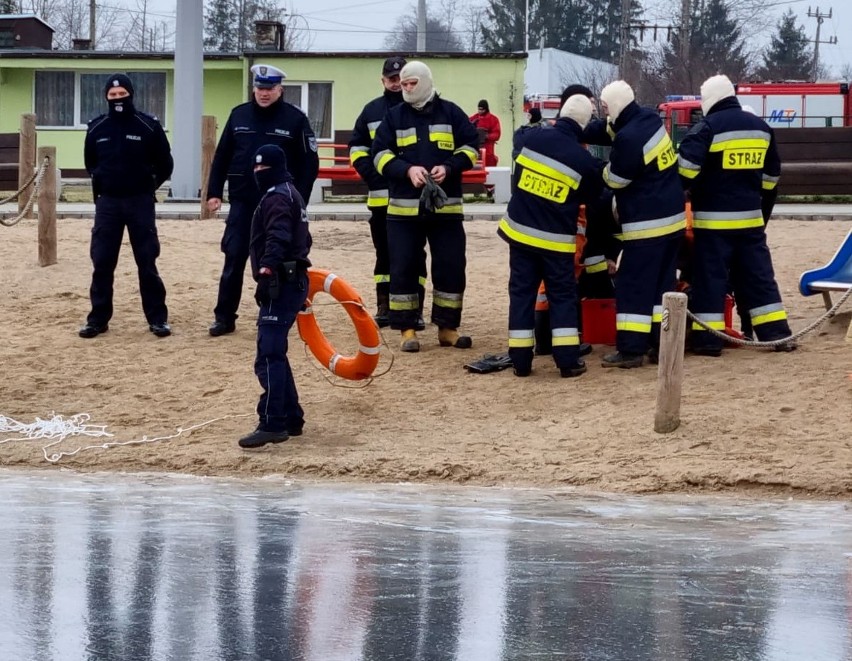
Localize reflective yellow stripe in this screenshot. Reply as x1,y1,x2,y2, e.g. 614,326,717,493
617,215,686,241
375,151,395,174
498,217,576,253
508,330,535,348
398,134,417,147
435,204,463,214
349,146,369,165
752,310,787,326
709,138,770,152
692,217,764,230
762,179,778,190
374,274,390,283
455,145,478,165
515,153,580,189
678,165,700,179
367,196,389,208
603,164,630,189
617,320,652,333
691,320,726,331
389,204,419,216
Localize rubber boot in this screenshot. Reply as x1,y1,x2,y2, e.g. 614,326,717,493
400,329,420,353
374,291,390,328
438,327,472,349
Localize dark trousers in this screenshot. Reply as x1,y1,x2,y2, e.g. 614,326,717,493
615,232,683,356
509,246,581,372
87,194,167,326
254,273,307,433
387,214,466,330
214,198,258,324
370,205,427,304
691,228,791,351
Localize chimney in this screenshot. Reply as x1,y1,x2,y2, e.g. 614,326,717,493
254,20,285,51
72,37,92,50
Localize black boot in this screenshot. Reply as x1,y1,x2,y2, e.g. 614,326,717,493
374,291,390,328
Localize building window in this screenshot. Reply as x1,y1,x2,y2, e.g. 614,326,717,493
282,82,332,140
34,71,167,128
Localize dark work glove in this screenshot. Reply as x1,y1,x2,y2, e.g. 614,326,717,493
254,271,280,306
419,174,449,212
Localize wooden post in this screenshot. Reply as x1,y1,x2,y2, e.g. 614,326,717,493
18,113,37,216
199,115,217,219
654,292,688,433
37,146,57,267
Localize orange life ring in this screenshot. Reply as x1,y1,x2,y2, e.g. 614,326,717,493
296,268,381,381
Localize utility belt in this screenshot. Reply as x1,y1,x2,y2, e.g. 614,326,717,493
277,260,307,283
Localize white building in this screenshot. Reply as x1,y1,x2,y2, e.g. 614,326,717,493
524,47,618,97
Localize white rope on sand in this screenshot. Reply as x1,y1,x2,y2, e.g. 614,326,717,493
0,412,252,463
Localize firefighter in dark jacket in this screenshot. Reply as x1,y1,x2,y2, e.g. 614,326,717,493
678,74,795,355
498,94,604,377
598,80,687,368
349,56,426,329
371,61,480,353
238,145,312,450
206,64,319,337
79,73,174,339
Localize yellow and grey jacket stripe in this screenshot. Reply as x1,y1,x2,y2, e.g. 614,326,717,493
455,145,478,166
691,312,726,331
435,197,463,214
709,129,771,152
434,290,463,309
618,211,686,241
749,302,788,326
396,127,418,147
692,209,764,230
508,329,535,348
374,274,390,284
552,327,580,346
429,124,453,143
762,173,780,190
617,313,652,333
388,197,420,216
678,155,701,179
584,255,608,273
374,149,395,174
389,293,419,310
367,120,382,139
652,305,663,324
349,144,369,165
498,215,576,253
516,147,582,190
642,127,672,164
603,163,631,188
368,188,389,208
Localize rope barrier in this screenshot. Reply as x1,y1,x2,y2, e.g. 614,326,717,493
0,156,50,228
685,285,852,348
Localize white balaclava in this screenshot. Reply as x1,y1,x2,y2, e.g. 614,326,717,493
400,61,436,110
700,74,736,115
559,94,593,129
599,80,635,122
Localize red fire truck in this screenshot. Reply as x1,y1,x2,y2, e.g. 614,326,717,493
658,82,852,146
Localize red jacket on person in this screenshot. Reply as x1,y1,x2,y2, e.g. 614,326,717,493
469,111,501,166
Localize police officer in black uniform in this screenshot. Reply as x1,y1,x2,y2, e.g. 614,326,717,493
238,145,312,449
348,56,426,329
206,63,319,337
79,73,174,339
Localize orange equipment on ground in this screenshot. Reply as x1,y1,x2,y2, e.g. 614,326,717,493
297,268,381,381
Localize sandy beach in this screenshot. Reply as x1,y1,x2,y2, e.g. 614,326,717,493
1,215,850,497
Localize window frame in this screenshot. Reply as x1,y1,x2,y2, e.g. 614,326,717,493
281,81,333,142
33,70,168,130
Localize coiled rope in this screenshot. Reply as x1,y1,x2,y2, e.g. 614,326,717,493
0,156,50,228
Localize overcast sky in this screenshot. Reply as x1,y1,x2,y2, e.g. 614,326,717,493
137,0,850,75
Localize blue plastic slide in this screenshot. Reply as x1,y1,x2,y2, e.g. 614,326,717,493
799,229,852,306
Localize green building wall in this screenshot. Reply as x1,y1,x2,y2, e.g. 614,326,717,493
0,52,525,173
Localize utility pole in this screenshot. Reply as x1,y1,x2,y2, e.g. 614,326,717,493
618,0,631,79
417,0,426,51
679,0,690,62
807,7,837,81
89,0,96,48
524,0,529,52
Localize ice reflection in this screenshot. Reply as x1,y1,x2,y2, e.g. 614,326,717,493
0,471,850,661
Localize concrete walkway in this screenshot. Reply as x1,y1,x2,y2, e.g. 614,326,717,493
2,200,852,222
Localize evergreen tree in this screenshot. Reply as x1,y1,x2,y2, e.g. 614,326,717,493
586,0,642,63
758,9,812,81
204,0,239,52
481,0,525,52
0,1,18,13
659,0,750,94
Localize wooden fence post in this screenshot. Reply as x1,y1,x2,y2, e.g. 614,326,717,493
18,113,37,216
199,115,217,220
654,291,688,433
37,146,57,267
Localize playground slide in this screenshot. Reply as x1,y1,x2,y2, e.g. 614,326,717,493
799,229,852,296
